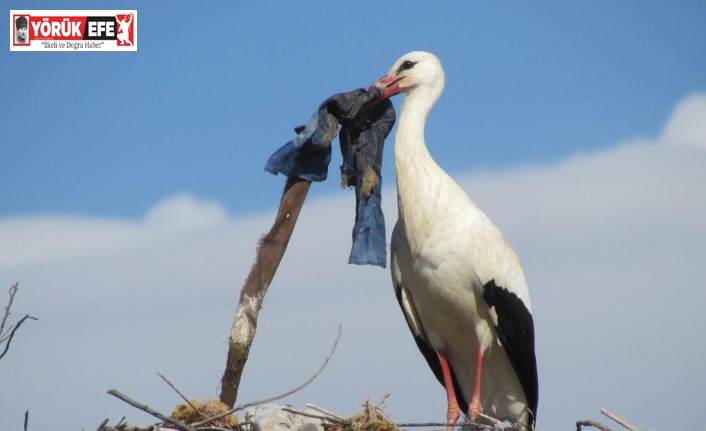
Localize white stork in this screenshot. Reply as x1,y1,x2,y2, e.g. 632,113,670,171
371,52,538,429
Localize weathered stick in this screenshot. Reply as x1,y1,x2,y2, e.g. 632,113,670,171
219,176,311,407
600,408,638,431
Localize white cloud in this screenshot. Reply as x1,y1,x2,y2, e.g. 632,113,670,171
0,216,149,271
1,93,705,431
659,93,706,148
0,193,230,272
145,192,228,230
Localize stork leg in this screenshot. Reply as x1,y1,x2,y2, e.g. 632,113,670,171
468,346,484,421
436,349,460,431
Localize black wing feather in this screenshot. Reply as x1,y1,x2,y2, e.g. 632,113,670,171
482,279,539,424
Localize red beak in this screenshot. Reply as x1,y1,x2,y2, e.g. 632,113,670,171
372,74,404,100
360,74,404,112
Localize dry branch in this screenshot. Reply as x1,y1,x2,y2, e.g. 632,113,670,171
0,283,38,361
600,409,638,431
576,420,612,431
0,313,39,360
577,408,640,431
281,406,349,425
219,176,311,407
305,403,350,423
158,372,204,419
0,283,20,338
95,418,110,431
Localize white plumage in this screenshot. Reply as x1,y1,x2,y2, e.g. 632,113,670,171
372,52,538,429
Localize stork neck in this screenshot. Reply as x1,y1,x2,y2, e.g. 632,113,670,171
395,89,438,170
393,88,448,254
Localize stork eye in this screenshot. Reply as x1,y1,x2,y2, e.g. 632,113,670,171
398,60,416,73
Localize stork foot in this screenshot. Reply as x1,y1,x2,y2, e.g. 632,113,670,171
445,405,460,431
468,394,481,422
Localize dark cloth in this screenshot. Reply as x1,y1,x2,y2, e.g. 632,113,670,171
265,86,395,268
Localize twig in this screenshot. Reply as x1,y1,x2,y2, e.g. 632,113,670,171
0,313,39,360
281,407,349,425
478,412,502,425
373,406,397,428
23,410,28,431
95,418,110,431
157,372,204,419
106,389,196,431
375,389,392,407
0,283,20,340
304,403,350,423
600,409,638,431
195,324,342,427
577,419,613,431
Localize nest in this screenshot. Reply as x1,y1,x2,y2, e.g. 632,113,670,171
170,398,240,428
325,400,399,431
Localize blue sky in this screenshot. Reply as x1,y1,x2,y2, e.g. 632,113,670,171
3,1,704,218
2,2,706,431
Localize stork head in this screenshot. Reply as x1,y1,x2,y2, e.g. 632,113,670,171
372,51,445,102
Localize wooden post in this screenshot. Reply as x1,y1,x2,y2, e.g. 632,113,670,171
219,177,311,407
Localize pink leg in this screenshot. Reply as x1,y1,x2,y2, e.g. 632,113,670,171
468,346,484,421
437,350,460,431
